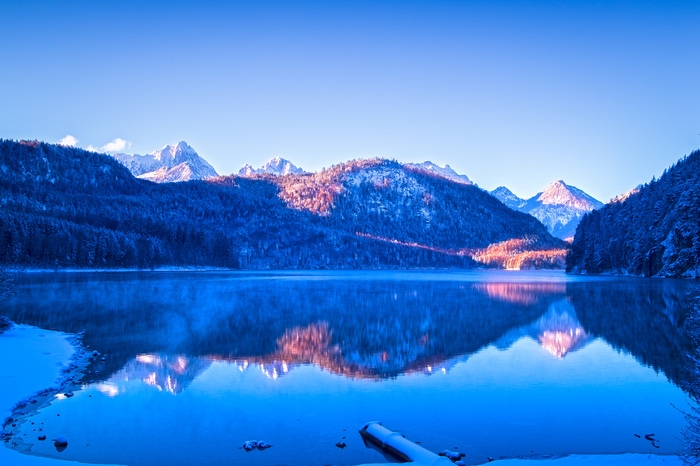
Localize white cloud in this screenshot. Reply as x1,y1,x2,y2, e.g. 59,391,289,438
57,134,78,147
101,138,130,152
87,138,131,153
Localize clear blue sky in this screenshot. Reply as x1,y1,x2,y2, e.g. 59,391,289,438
1,0,699,201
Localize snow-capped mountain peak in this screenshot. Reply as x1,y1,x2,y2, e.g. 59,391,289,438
238,157,305,177
404,161,473,185
111,141,218,183
152,141,198,162
537,180,601,210
490,180,602,239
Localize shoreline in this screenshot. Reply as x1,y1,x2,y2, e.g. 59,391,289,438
7,267,693,280
0,325,122,465
4,265,568,274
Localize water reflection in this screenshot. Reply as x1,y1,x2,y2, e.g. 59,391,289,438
0,271,695,465
111,301,589,390
0,271,692,385
495,300,589,358
100,354,211,395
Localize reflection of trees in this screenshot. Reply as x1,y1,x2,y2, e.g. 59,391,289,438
0,273,693,386
680,288,700,465
568,280,694,388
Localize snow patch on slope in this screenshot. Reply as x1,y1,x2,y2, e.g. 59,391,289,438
347,165,431,222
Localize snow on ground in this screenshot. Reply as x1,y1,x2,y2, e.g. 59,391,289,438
358,454,681,466
0,325,122,465
486,453,682,465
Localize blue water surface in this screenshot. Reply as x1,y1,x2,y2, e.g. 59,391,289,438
1,270,693,465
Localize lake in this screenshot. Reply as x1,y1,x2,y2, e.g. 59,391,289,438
0,270,695,465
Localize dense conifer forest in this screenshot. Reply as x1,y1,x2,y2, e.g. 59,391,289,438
567,150,700,278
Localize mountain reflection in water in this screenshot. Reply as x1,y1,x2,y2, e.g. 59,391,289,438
111,301,591,392
1,271,695,465
97,354,212,396
1,271,690,385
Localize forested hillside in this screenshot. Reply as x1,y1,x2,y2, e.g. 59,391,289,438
0,140,564,270
261,159,558,250
567,150,700,278
227,159,567,268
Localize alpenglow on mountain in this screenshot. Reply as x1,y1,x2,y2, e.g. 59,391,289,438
238,157,306,176
111,141,218,183
490,181,603,239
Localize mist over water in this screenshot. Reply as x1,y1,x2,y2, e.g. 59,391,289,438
1,271,694,465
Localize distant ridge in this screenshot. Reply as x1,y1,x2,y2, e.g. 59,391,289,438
238,157,305,176
403,161,473,185
111,141,218,183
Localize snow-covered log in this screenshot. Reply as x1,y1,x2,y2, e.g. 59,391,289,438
359,421,453,465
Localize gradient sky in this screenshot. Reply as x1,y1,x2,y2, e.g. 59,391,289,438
1,0,699,201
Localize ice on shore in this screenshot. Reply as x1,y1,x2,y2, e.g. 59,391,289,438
486,454,682,465
0,325,123,465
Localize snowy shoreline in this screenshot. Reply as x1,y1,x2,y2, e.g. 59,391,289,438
0,325,123,465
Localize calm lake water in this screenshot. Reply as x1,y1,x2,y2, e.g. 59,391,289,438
1,270,695,465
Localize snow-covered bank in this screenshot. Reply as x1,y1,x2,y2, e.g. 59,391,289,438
0,325,121,465
359,453,681,466
487,453,681,465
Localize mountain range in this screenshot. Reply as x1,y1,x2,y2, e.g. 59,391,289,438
490,181,604,239
111,141,218,183
0,140,565,270
108,142,601,242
